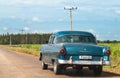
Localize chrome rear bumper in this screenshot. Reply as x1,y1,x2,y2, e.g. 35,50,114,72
103,61,111,65
58,59,111,65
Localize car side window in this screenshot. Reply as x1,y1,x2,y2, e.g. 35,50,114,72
48,35,55,44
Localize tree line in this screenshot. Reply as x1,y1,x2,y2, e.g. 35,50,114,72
0,33,120,45
0,33,51,45
97,40,120,43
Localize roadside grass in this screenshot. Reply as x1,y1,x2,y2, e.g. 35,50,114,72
1,43,120,73
99,43,120,74
1,44,40,56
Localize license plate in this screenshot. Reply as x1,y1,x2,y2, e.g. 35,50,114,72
79,56,92,59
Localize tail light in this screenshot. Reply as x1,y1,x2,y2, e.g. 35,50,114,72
60,49,66,55
106,50,111,56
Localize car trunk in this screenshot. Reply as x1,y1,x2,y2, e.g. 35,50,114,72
62,43,103,61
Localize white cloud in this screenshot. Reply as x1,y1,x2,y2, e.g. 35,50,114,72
23,27,29,31
9,16,16,19
0,0,66,6
86,29,99,38
0,0,35,5
31,30,47,33
32,30,39,33
115,10,120,14
86,29,96,34
3,27,8,31
78,6,118,12
32,17,40,22
54,30,60,32
58,18,64,22
79,6,93,11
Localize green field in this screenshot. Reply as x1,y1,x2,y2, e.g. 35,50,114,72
99,43,120,73
1,43,120,73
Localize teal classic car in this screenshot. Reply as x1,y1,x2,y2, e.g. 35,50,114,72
39,31,111,75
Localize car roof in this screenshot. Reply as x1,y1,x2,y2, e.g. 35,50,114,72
54,31,94,37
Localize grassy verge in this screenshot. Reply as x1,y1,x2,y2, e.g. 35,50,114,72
1,44,40,56
99,43,120,74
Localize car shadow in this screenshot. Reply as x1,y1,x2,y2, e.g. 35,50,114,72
48,67,120,77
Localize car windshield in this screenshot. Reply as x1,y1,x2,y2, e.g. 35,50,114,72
56,35,96,44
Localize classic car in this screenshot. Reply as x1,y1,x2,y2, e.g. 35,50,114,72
39,31,111,75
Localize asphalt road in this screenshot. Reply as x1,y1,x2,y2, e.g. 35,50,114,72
0,47,120,78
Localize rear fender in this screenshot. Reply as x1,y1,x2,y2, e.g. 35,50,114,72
102,46,111,65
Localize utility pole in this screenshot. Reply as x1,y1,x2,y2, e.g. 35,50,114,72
9,34,12,46
20,29,27,44
64,7,77,31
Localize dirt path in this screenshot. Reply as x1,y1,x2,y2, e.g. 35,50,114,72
0,47,120,78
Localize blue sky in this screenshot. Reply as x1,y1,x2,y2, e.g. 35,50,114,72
0,0,120,40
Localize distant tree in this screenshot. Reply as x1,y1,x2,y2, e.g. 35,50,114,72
113,40,117,43
0,33,51,45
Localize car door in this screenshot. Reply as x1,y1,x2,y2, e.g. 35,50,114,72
45,35,55,64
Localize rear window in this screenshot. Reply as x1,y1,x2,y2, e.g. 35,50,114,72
56,35,96,44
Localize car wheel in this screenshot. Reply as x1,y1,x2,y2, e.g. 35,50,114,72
53,62,61,75
93,65,102,75
41,61,48,70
